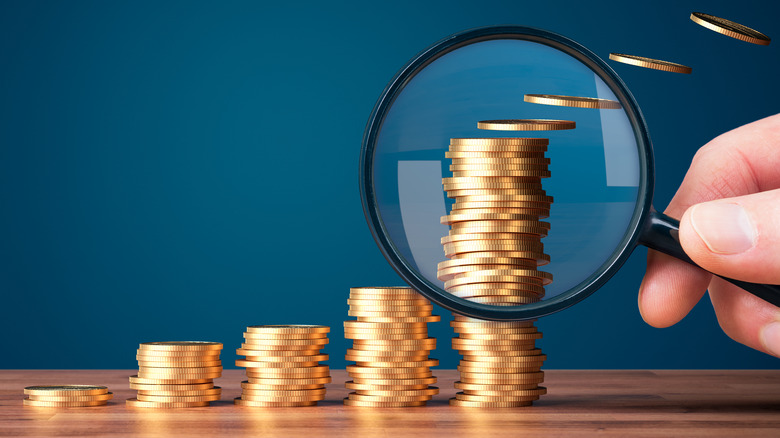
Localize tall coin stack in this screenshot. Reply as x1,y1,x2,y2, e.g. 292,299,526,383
234,325,331,407
344,287,440,407
438,119,575,407
24,385,112,407
127,341,223,408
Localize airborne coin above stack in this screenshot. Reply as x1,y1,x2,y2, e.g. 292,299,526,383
234,325,331,407
127,341,223,408
437,119,575,407
344,287,440,407
23,385,113,407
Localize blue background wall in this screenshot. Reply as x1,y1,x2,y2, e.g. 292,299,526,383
1,0,779,369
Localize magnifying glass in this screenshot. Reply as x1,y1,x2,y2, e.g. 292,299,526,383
359,25,780,321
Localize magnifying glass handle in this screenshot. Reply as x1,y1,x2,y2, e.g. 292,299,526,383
638,209,780,308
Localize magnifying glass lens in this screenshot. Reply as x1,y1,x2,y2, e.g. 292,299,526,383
371,37,642,310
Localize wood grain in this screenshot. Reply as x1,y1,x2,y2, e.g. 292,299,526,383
1,370,779,437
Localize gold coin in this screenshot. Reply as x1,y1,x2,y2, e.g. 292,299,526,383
349,287,418,295
241,332,328,340
23,398,107,407
453,336,540,345
449,398,532,407
235,348,322,357
457,364,541,373
241,335,329,345
344,321,429,329
445,283,547,296
237,394,325,402
608,53,692,74
343,398,426,407
245,324,330,334
524,93,621,109
136,360,222,368
345,332,430,341
460,354,546,363
241,382,325,390
24,385,108,396
350,376,437,386
350,337,436,346
453,201,550,210
240,387,326,396
355,315,440,323
348,304,434,312
451,170,551,178
452,325,540,334
347,295,429,303
348,310,433,318
690,12,770,45
136,388,222,396
455,393,539,402
449,207,549,218
457,332,543,341
438,256,539,270
135,351,222,359
353,387,439,396
137,394,221,403
458,348,542,358
450,164,548,173
344,326,428,334
450,138,549,146
443,239,544,253
448,146,548,155
446,189,548,198
346,381,433,391
449,157,551,165
443,176,543,186
129,382,215,391
240,342,327,351
245,365,329,375
346,367,433,378
244,377,332,385
465,296,540,305
459,386,546,397
453,344,537,353
138,365,223,373
347,393,432,403
353,359,439,368
454,381,540,391
438,265,543,283
239,354,329,363
129,375,213,385
459,268,552,283
447,289,544,301
458,371,544,382
346,350,430,360
234,397,318,407
443,212,548,223
477,119,576,131
138,341,222,352
446,151,547,159
236,359,321,368
450,319,535,328
346,299,431,308
27,393,113,402
445,275,545,289
126,398,210,408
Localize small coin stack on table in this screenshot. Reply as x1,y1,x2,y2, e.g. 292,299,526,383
127,341,223,408
234,325,331,407
344,287,440,407
437,119,576,407
23,385,112,407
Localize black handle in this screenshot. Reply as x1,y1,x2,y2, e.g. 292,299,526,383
638,209,780,308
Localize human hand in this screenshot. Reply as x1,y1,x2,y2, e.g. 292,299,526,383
639,113,780,358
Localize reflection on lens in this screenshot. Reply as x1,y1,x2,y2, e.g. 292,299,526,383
372,36,641,306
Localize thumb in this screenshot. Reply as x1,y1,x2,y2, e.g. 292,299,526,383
679,188,780,284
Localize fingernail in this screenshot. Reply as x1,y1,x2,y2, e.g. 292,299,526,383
760,321,780,357
690,203,756,254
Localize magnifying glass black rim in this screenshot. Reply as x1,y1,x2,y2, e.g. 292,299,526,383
359,25,653,320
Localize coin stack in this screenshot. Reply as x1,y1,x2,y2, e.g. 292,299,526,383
344,287,440,407
438,120,574,407
127,341,223,408
234,325,331,407
23,385,112,407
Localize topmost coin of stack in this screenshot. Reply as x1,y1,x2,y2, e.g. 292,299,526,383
127,341,223,408
344,287,440,407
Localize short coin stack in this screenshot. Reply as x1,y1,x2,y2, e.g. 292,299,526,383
24,385,112,407
344,287,440,407
438,121,575,407
234,325,331,407
127,341,223,408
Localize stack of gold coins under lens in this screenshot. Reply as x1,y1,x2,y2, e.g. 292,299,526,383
344,287,440,407
234,325,331,407
23,385,112,407
438,120,574,407
127,341,223,408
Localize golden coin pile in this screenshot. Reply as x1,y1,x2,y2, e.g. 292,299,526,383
23,385,112,407
234,325,331,407
344,287,440,407
437,120,573,407
127,341,223,408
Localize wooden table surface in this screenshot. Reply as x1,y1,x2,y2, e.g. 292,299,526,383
2,369,779,437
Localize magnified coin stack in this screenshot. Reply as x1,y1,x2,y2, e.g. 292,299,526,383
234,325,331,407
437,119,576,406
127,341,223,408
344,287,440,407
24,385,112,407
